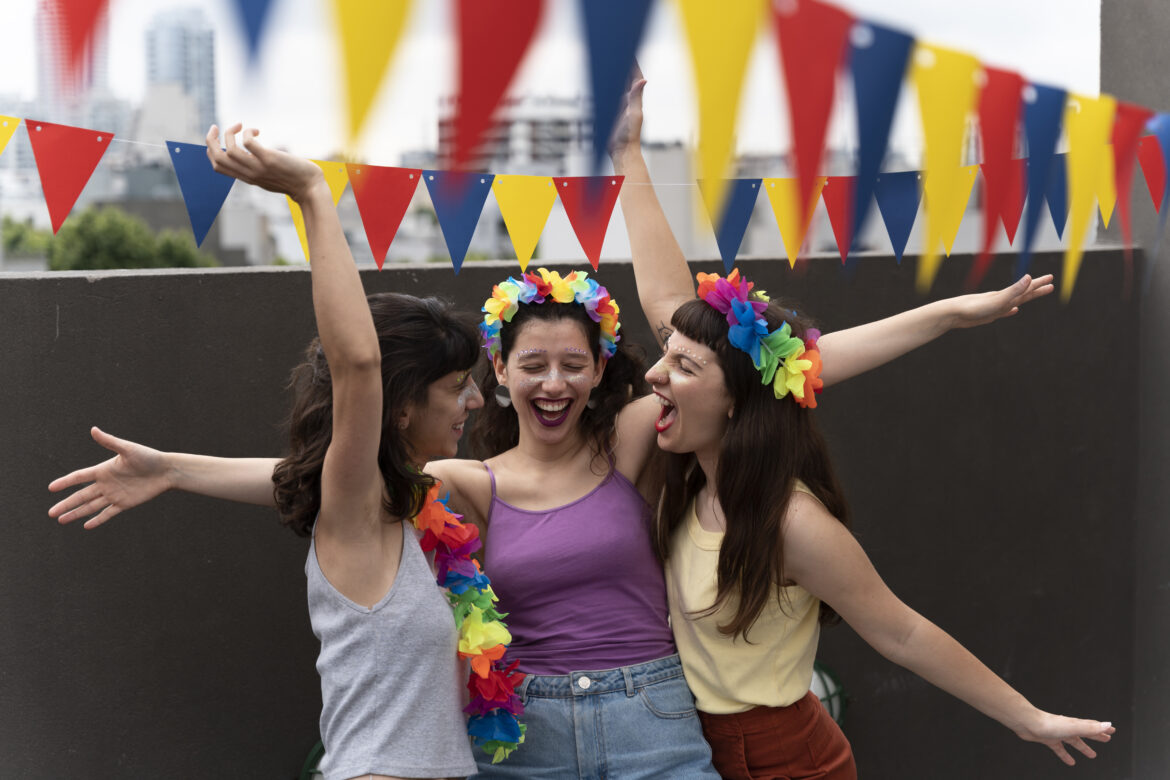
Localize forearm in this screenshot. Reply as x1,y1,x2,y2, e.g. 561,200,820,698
613,147,695,346
883,615,1039,735
817,298,957,386
167,453,281,507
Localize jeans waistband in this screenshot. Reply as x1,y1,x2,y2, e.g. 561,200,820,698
518,654,685,701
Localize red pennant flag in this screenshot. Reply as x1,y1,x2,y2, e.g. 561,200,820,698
968,158,1026,289
49,0,111,85
346,164,421,270
975,68,1024,261
1138,135,1165,214
1112,102,1156,258
452,0,544,170
822,176,855,264
773,0,855,228
552,176,623,270
26,119,113,233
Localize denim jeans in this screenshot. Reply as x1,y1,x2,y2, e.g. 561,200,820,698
471,654,718,780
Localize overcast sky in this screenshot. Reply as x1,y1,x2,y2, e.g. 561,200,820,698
0,0,1101,163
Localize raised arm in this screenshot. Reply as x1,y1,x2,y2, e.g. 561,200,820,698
816,274,1053,386
784,493,1114,765
49,426,278,529
610,70,695,348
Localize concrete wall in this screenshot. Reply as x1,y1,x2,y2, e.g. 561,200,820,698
1,253,1134,777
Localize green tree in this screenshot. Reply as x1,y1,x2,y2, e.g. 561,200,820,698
47,207,218,271
2,216,52,256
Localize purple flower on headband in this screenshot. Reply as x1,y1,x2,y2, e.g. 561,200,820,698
728,298,768,365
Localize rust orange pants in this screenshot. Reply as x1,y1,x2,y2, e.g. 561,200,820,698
697,691,857,780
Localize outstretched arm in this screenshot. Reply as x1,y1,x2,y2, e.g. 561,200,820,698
816,274,1053,386
49,426,278,529
610,69,694,348
784,493,1114,766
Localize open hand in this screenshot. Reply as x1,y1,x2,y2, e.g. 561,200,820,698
206,123,326,204
49,427,171,530
608,63,647,161
950,274,1054,329
1015,712,1114,765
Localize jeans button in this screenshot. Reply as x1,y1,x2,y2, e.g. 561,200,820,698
578,675,592,690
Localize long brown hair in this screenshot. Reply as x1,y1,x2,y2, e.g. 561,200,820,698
470,300,648,459
653,297,851,640
273,293,481,536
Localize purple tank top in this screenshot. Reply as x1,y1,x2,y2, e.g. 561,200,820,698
484,464,676,674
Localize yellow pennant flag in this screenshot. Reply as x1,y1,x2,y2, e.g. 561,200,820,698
492,175,557,272
288,160,350,261
912,44,981,292
1098,144,1117,228
333,0,414,152
0,116,20,156
763,176,826,267
676,0,768,226
1063,93,1117,301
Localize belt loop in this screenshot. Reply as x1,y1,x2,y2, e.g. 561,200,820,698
518,673,533,705
623,666,635,697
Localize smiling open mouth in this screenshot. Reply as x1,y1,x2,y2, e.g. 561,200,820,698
655,396,676,432
532,398,571,427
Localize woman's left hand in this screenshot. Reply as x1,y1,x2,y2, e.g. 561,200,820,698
205,123,326,204
1015,712,1114,765
949,274,1054,329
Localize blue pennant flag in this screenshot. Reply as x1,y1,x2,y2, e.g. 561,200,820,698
874,171,921,263
702,179,761,272
1046,153,1068,239
1142,113,1170,287
231,0,277,63
1018,83,1067,276
166,140,235,247
850,22,914,250
580,0,654,175
424,170,495,274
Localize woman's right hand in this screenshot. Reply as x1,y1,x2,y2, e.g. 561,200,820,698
206,123,326,205
49,427,172,530
1014,711,1115,766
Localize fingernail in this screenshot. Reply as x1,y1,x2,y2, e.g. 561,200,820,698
1100,721,1111,729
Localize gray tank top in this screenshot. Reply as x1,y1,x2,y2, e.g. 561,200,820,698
307,522,476,780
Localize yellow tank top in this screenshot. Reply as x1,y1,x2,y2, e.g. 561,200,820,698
665,482,821,714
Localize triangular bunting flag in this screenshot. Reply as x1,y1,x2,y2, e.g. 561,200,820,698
700,179,761,272
822,177,856,264
0,116,20,156
333,0,413,150
1047,153,1068,240
1063,94,1116,300
774,0,854,228
166,140,236,247
553,177,623,271
874,171,922,263
287,160,349,261
1098,145,1117,228
26,119,113,233
1112,102,1155,260
452,0,544,169
231,0,277,63
425,170,495,273
850,21,914,248
493,175,557,271
676,0,769,224
580,0,654,174
1018,83,1067,276
1137,135,1165,214
763,176,825,267
923,165,978,255
968,158,1026,288
50,0,110,82
912,45,982,292
346,164,421,270
976,67,1025,269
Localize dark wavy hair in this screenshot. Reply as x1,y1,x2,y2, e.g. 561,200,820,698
470,300,648,460
652,297,851,640
273,293,481,537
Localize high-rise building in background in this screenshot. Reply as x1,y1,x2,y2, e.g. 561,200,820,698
34,0,110,125
145,8,217,137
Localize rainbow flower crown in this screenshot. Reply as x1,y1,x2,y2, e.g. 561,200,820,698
481,268,620,360
695,270,824,408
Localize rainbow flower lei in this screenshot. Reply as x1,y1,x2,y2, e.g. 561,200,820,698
481,268,620,360
413,482,526,763
696,270,824,408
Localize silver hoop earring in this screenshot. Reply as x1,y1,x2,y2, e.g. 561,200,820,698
494,385,512,408
586,388,600,409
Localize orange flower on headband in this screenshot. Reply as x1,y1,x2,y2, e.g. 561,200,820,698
796,345,823,409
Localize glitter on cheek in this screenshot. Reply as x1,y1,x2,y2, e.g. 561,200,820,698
456,382,478,412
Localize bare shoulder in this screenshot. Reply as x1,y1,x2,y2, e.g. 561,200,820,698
613,394,660,481
424,458,492,527
781,490,852,563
